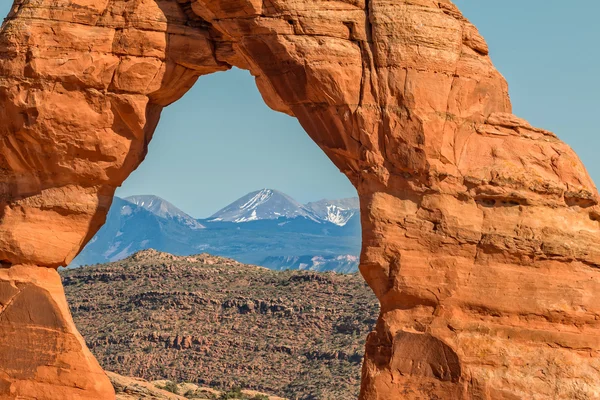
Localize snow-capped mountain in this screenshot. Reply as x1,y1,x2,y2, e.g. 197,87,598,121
304,198,359,226
70,190,362,273
209,189,321,223
125,195,205,230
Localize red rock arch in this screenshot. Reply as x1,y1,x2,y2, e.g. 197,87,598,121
1,1,599,399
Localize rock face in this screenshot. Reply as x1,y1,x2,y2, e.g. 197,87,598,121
0,265,114,399
108,372,188,400
107,370,285,400
0,1,598,399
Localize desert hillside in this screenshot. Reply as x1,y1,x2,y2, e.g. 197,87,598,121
62,250,379,400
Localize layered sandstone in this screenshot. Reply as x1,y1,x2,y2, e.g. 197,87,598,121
0,0,599,399
0,265,113,399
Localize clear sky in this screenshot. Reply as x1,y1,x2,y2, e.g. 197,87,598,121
116,68,356,217
2,2,598,218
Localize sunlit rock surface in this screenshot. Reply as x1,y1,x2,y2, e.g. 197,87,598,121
0,0,598,399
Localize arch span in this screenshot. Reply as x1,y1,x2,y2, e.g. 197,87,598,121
0,1,599,399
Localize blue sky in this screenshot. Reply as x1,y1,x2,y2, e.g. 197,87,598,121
2,2,598,217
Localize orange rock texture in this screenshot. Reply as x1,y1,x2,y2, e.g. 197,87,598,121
0,265,114,399
0,0,599,399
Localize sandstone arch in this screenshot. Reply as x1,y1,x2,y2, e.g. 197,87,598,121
1,0,599,399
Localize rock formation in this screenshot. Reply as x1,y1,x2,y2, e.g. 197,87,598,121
0,0,598,399
109,372,189,400
0,265,113,399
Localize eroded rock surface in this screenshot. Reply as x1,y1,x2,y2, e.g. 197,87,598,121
0,265,113,399
108,370,286,400
0,0,599,399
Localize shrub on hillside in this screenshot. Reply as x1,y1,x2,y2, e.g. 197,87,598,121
159,381,180,395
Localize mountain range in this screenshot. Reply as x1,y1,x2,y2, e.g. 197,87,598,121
209,189,358,226
70,189,361,272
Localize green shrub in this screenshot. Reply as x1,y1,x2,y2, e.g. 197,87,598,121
219,387,243,399
184,389,218,399
159,381,180,395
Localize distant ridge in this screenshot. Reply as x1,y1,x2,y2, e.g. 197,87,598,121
125,195,205,230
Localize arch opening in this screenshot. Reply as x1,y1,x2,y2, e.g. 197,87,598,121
70,66,364,273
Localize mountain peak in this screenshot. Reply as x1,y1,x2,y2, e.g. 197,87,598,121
304,197,359,226
124,195,204,230
209,189,320,223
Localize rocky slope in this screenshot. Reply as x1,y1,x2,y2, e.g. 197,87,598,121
109,371,283,400
109,372,187,400
62,250,379,400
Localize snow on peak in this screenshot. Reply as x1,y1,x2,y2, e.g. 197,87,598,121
234,209,259,223
322,204,356,226
209,189,321,223
240,189,274,211
304,197,359,226
123,191,359,227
